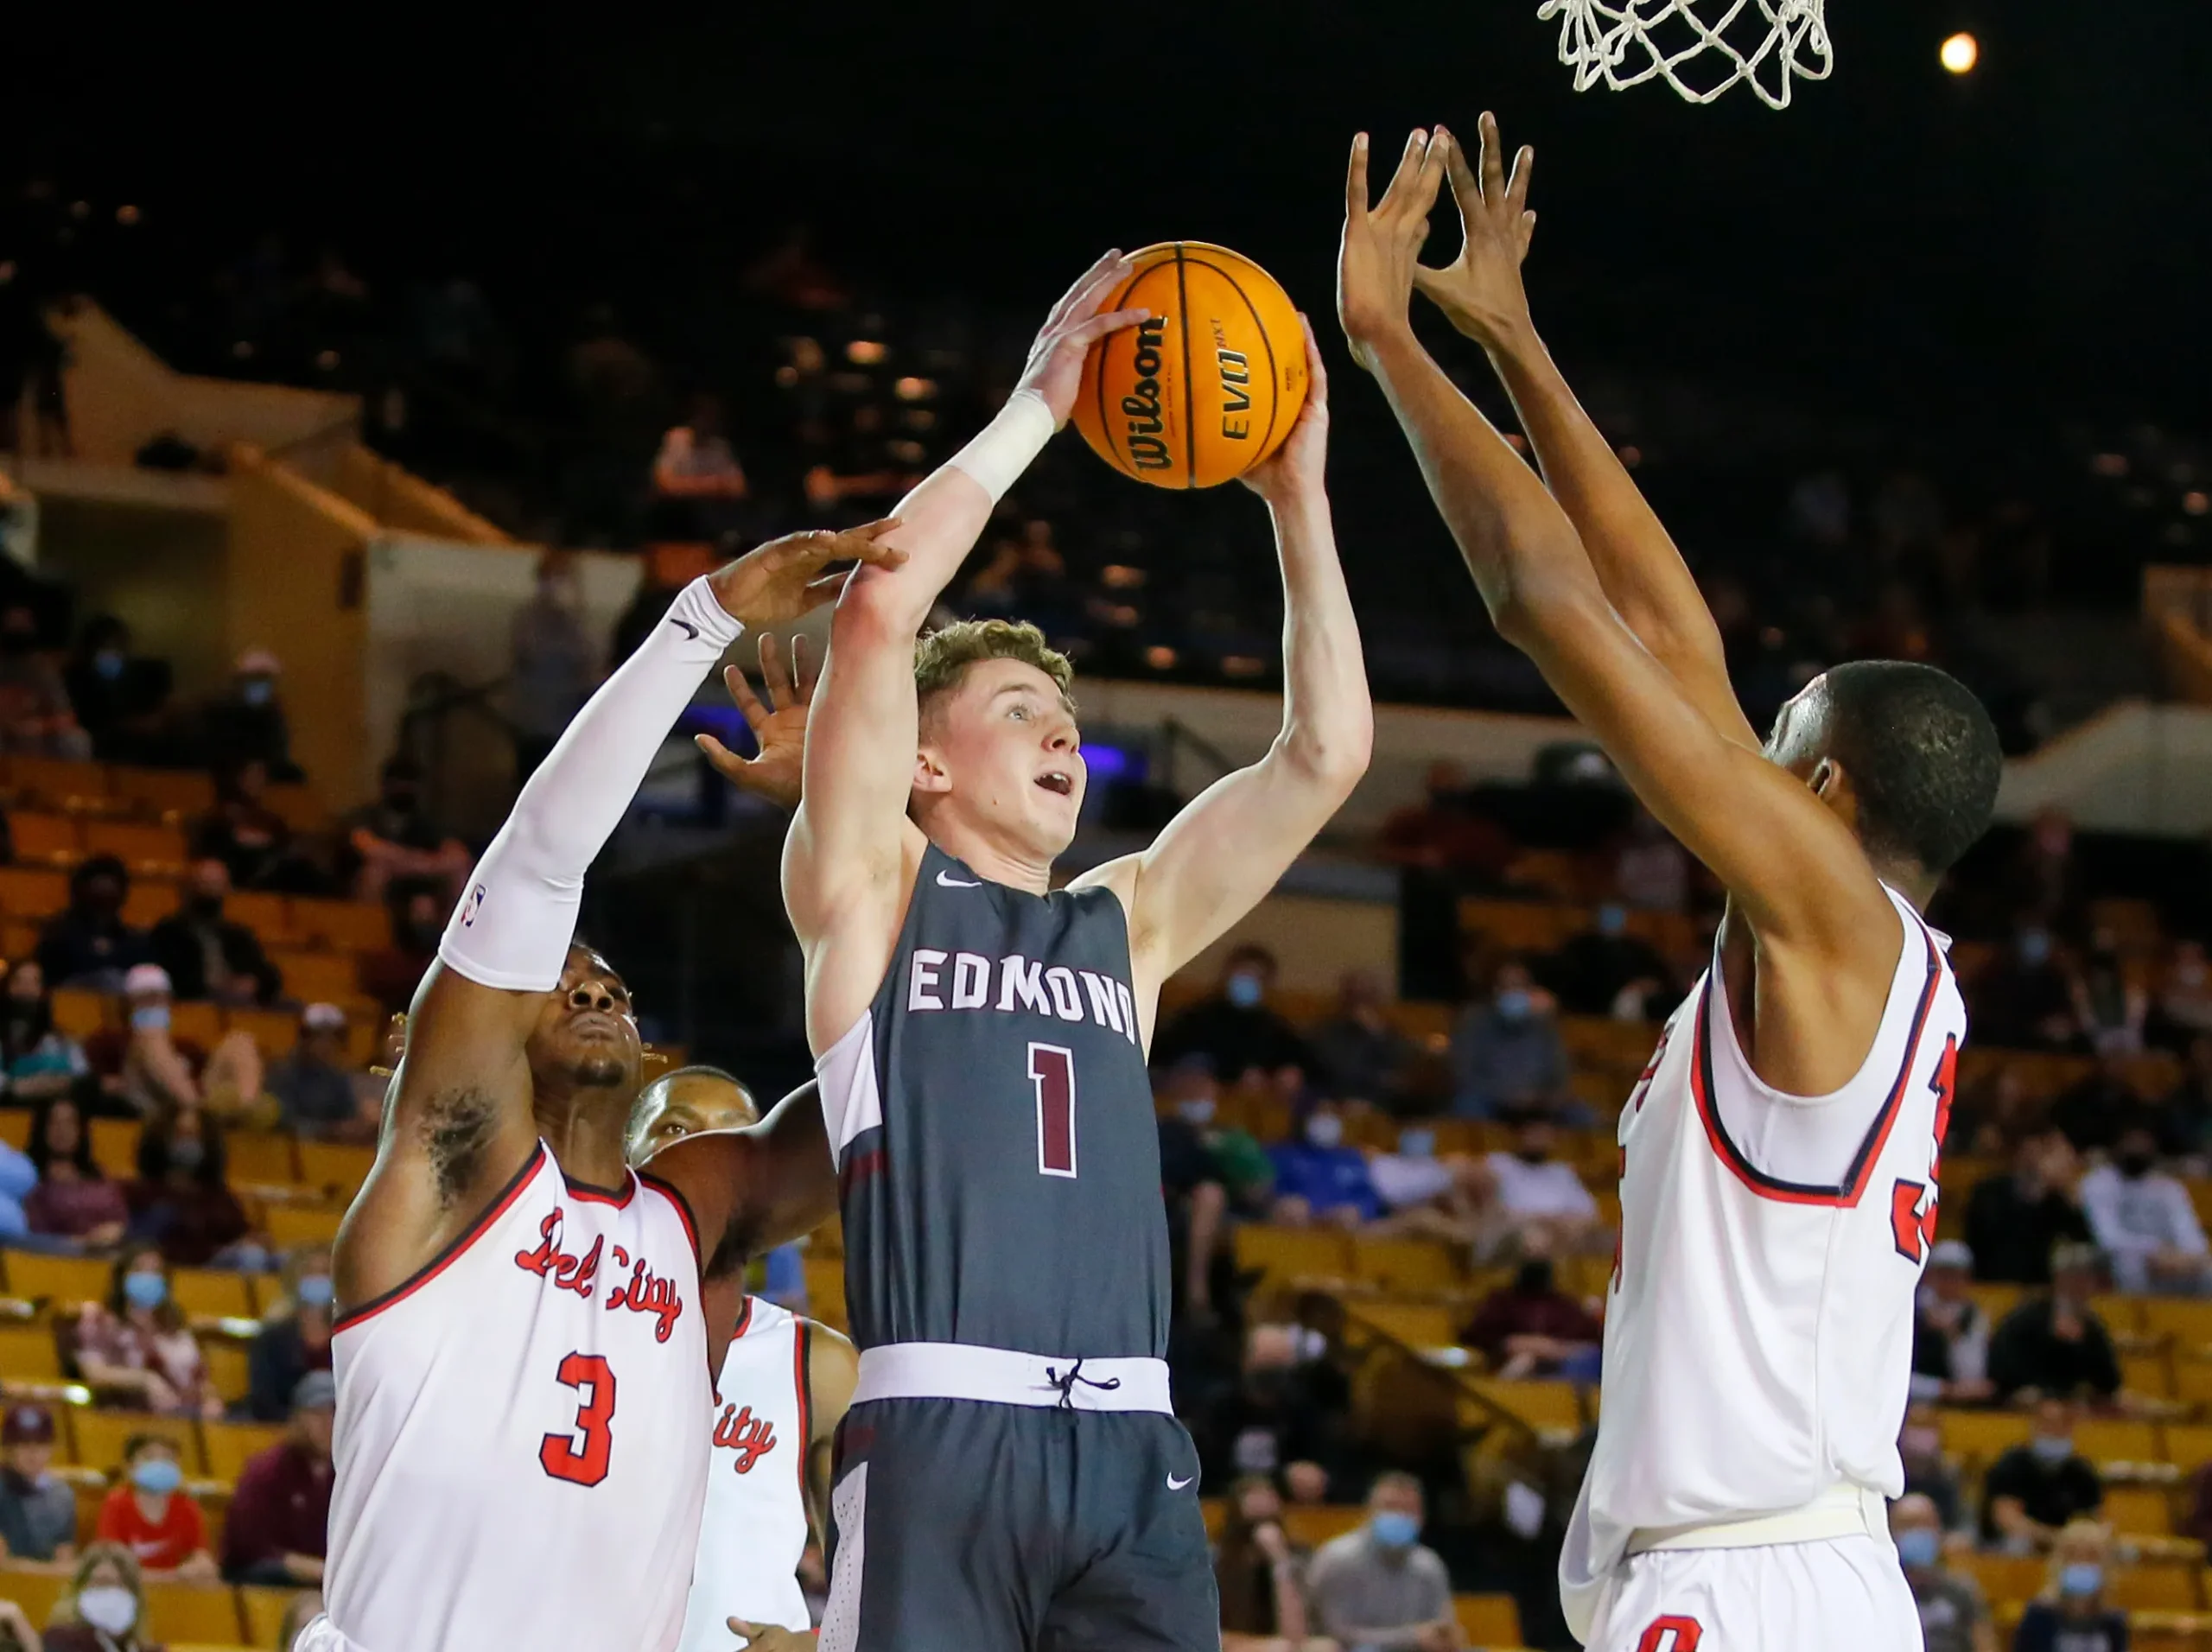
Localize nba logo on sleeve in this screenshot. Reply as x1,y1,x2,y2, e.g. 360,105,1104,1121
461,885,486,928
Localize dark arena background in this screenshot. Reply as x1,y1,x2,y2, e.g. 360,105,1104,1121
1,5,2211,1649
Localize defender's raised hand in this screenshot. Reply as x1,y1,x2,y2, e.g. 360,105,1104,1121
1413,113,1540,349
707,520,906,630
1014,251,1152,427
697,631,815,810
1338,128,1449,370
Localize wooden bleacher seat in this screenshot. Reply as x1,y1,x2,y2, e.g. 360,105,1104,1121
1937,1407,2032,1464
0,1318,62,1381
0,917,37,965
88,1116,140,1180
0,1110,26,1152
1459,898,1587,956
2112,1563,2203,1612
1351,1236,1461,1293
2095,1294,2149,1335
225,1131,301,1189
2078,1418,2163,1465
263,783,328,832
111,765,219,822
0,864,70,918
67,1407,204,1473
2106,1482,2177,1535
202,1338,251,1406
1281,1503,1366,1548
0,1563,68,1630
1232,1225,1351,1285
2127,1346,2178,1400
1472,1378,1584,1433
240,1583,306,1646
170,1268,254,1320
3,1249,111,1307
203,1418,288,1482
224,890,292,947
122,880,181,927
264,1206,345,1249
48,986,109,1038
226,1005,300,1058
142,1579,246,1645
289,897,389,954
10,811,82,865
168,1001,224,1049
2146,1300,2212,1347
296,1141,374,1202
2174,1350,2212,1412
2165,1423,2212,1471
1965,1280,2024,1323
1955,1550,2047,1607
81,819,188,875
1351,1299,1462,1351
1455,1592,1524,1649
7,757,112,810
268,950,360,1005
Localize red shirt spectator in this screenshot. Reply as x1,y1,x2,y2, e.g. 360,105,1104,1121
220,1372,334,1585
94,1438,211,1575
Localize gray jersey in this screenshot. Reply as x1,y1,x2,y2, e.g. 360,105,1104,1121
822,842,1170,1360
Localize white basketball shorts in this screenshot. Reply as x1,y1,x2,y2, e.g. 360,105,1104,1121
1586,1534,1920,1651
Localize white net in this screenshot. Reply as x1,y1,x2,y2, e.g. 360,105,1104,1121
1539,0,1833,108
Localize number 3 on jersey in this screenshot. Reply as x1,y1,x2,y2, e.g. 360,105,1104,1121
1030,1043,1077,1179
541,1352,616,1486
1891,1033,1959,1264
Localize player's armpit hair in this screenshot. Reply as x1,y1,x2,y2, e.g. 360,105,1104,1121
703,1208,763,1283
416,1086,501,1208
1821,660,2003,878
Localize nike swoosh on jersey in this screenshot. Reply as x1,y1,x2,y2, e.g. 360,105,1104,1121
1166,1473,1195,1490
936,870,982,888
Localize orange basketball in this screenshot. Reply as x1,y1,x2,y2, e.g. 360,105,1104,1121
1072,242,1307,489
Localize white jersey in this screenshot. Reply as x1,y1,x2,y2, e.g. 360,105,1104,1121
1561,887,1963,1642
677,1297,815,1645
324,1143,711,1652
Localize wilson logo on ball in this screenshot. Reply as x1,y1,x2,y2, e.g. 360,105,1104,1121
1122,315,1173,473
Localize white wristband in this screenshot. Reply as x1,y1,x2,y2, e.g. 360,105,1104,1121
664,575,747,656
947,390,1056,504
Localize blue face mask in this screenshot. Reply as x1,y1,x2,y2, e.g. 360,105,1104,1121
2058,1561,2102,1597
240,678,274,708
130,1005,171,1033
1597,904,1629,937
1894,1528,1940,1568
1398,1128,1436,1159
130,1455,182,1496
121,1271,168,1312
1370,1510,1421,1549
296,1274,336,1308
1306,1114,1344,1150
93,650,125,681
2019,930,2052,966
1496,988,1534,1021
2029,1434,2075,1465
1224,973,1264,1010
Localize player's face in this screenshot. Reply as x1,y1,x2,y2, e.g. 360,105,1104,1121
626,1072,762,1166
529,947,643,1098
918,658,1086,856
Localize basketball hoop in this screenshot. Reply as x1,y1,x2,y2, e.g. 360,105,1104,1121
1540,0,1833,109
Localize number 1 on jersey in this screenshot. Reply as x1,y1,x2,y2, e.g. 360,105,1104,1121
1030,1043,1077,1179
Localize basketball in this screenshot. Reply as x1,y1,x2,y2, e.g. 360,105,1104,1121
1071,242,1308,489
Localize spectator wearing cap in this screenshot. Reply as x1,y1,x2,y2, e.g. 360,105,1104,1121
0,1401,76,1562
247,1246,336,1422
267,1003,372,1141
149,855,283,1006
1988,1243,2122,1406
93,1433,215,1577
1912,1240,1996,1405
340,754,471,906
113,964,198,1120
36,854,152,992
200,645,301,780
222,1370,334,1585
70,1245,220,1417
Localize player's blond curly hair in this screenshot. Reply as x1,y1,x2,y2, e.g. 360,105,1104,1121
913,620,1076,726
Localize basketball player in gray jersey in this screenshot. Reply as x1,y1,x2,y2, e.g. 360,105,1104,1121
782,254,1371,1650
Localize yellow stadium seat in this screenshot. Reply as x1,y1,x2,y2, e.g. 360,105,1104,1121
1455,1592,1524,1648
202,1338,251,1407
297,1141,374,1202
2176,1353,2212,1410
89,1115,140,1179
2077,1419,2162,1464
8,757,111,810
9,812,81,865
1474,1378,1584,1432
0,864,70,918
48,986,109,1038
263,784,328,833
2145,1300,2212,1348
169,1000,224,1048
1351,1236,1461,1293
5,1249,111,1308
225,1131,301,1188
264,1206,346,1249
0,1319,62,1381
2105,1484,2177,1535
67,1407,204,1474
171,1268,254,1320
0,1110,26,1150
1955,1550,2047,1606
2166,1424,2212,1472
1353,1300,1461,1351
122,879,181,928
240,1584,314,1646
141,1579,245,1645
2109,1562,2201,1611
268,950,360,1005
81,819,188,874
225,1005,301,1058
1281,1504,1366,1548
0,1564,68,1629
111,766,219,822
1233,1225,1352,1283
0,918,38,968
1938,1407,2032,1464
202,1419,288,1483
2126,1350,2177,1400
1966,1281,2024,1324
224,890,293,947
2094,1294,2148,1335
289,897,388,953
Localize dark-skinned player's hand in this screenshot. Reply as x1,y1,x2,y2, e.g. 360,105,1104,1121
697,631,814,811
1412,112,1540,352
707,520,906,631
1337,127,1448,371
728,1617,816,1649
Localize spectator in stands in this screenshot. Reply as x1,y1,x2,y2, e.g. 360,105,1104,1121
2050,1052,2158,1155
267,1003,372,1142
2153,939,2212,1051
2163,1034,2212,1157
194,758,315,893
1378,762,1513,882
41,1542,156,1652
247,1246,335,1423
0,1595,36,1652
1482,1112,1603,1255
1213,1474,1319,1649
1155,1062,1232,1319
2012,1520,2125,1652
1967,1134,2094,1286
1548,903,1671,1017
1972,927,2081,1052
150,856,284,1006
340,756,470,906
70,1246,219,1416
357,886,443,1016
94,1433,214,1578
1154,945,1313,1089
1310,969,1419,1114
1988,1246,2121,1406
22,1093,129,1249
1981,1400,2105,1551
1612,806,1690,912
1912,1240,1996,1404
1368,1123,1484,1236
2070,929,2145,1058
1268,1102,1382,1229
651,392,751,542
0,600,92,758
2080,1123,2212,1293
62,614,170,764
113,964,197,1119
1900,1405,1968,1532
223,1369,334,1585
1307,1472,1461,1652
1460,1240,1603,1381
128,1103,254,1268
509,550,599,783
2,957,91,1102
0,1401,74,1564
1194,1325,1344,1497
1450,962,1574,1122
1891,1491,1993,1652
200,647,301,780
36,855,151,992
1949,1064,2039,1161
2009,808,2087,936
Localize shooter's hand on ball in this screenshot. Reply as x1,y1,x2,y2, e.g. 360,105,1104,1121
1412,113,1540,352
708,520,907,629
1014,250,1151,427
1240,314,1331,507
697,631,815,811
1337,127,1448,371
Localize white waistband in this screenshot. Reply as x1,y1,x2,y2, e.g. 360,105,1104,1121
853,1342,1174,1414
1627,1484,1889,1555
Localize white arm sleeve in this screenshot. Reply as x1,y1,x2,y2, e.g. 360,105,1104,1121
439,576,742,992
